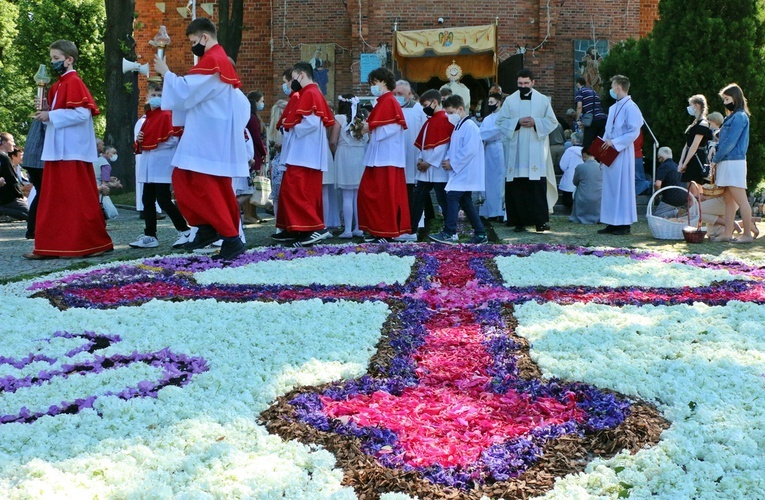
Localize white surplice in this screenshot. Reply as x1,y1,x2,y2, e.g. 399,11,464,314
162,72,250,178
363,123,406,168
415,119,449,183
445,116,485,192
479,110,505,217
600,96,643,226
495,89,559,212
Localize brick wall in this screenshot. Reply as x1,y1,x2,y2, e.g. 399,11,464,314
135,0,658,118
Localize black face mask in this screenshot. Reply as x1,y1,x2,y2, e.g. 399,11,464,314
487,103,498,113
291,79,302,93
423,105,436,117
519,87,532,97
724,102,736,111
191,40,206,57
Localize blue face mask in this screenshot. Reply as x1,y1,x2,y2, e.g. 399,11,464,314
148,97,162,109
282,82,291,96
257,102,265,111
370,85,382,97
609,89,619,100
51,60,67,75
395,95,406,106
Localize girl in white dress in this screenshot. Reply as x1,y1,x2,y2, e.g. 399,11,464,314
330,95,368,238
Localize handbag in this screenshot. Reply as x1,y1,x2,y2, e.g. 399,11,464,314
100,194,119,219
250,173,272,207
580,112,594,127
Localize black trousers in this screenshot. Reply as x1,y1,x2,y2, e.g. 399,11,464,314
142,183,190,237
582,118,607,154
505,178,549,227
25,167,43,238
412,181,446,231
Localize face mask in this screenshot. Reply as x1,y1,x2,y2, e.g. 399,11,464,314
51,60,67,75
487,103,498,113
108,154,118,163
447,113,461,126
609,89,618,100
191,39,206,57
282,83,291,96
370,85,382,97
687,105,696,116
257,102,265,111
724,101,736,111
148,97,162,109
291,79,302,93
395,95,406,106
423,105,436,117
519,87,532,97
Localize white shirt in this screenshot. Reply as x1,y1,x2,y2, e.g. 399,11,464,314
401,102,426,183
445,116,485,192
284,114,331,171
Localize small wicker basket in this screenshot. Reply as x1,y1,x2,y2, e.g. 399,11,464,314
683,181,706,243
702,164,725,198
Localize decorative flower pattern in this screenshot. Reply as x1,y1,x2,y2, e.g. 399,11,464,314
0,243,762,497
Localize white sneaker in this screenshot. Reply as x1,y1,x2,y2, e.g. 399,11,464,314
129,235,159,248
172,230,192,249
393,233,418,242
192,244,220,255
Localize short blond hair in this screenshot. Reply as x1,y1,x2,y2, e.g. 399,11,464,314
50,40,78,63
707,111,724,127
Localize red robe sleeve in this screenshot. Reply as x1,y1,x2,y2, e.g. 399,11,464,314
281,83,335,129
139,108,183,151
187,44,242,88
414,110,454,150
48,71,99,116
367,91,407,131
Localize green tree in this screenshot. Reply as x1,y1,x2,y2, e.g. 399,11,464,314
0,0,106,143
599,0,765,187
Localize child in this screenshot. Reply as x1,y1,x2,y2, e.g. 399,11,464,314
429,95,487,244
130,79,191,249
25,39,113,259
409,89,453,240
330,94,367,238
153,18,251,261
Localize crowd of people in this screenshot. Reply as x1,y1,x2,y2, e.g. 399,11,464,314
4,19,758,262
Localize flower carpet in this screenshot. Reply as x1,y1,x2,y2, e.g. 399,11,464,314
1,243,765,498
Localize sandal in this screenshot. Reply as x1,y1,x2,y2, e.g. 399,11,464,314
752,221,759,239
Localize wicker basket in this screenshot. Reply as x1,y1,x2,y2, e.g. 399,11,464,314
702,184,725,198
647,186,701,240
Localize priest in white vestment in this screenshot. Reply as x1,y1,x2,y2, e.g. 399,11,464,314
496,70,558,232
597,74,643,235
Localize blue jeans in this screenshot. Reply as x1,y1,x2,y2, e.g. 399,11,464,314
444,190,485,235
635,158,651,195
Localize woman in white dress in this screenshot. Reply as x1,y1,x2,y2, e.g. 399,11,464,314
330,94,368,238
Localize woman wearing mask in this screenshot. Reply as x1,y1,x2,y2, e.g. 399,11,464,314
478,92,505,220
710,83,755,243
678,94,713,192
242,91,268,223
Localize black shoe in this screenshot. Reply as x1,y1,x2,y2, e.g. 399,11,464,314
183,225,221,251
138,211,144,220
156,213,166,220
291,229,332,247
597,225,616,234
513,225,526,233
611,225,631,235
214,237,246,261
536,223,550,232
271,231,298,242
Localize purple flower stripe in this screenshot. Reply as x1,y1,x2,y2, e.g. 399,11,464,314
1,332,208,425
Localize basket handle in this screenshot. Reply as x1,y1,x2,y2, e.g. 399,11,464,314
688,181,703,230
646,185,693,218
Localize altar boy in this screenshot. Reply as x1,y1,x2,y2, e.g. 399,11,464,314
429,95,487,244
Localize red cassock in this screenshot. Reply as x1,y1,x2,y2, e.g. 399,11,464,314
33,72,113,258
170,44,242,239
358,91,412,238
276,84,335,233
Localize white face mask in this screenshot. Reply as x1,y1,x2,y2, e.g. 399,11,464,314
370,85,382,97
447,113,461,126
687,105,696,116
108,154,118,162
